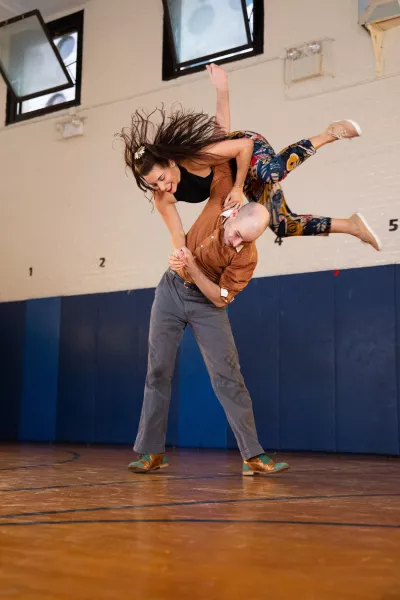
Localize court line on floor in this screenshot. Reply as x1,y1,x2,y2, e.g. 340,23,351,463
0,473,240,493
0,518,399,529
0,451,81,472
2,469,400,494
1,492,400,521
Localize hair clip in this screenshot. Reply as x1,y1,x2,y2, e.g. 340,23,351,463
134,145,146,160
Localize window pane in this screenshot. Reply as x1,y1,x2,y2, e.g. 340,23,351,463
67,62,77,80
246,0,254,38
54,32,78,66
167,0,250,64
180,47,252,71
19,30,78,115
20,82,76,114
0,12,72,98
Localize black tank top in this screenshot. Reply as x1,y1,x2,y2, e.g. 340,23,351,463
174,164,213,204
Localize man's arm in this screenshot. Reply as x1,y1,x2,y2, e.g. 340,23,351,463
171,246,257,308
187,261,226,307
218,247,258,304
168,250,224,307
206,63,230,134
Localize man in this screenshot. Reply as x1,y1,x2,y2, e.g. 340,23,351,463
128,162,289,476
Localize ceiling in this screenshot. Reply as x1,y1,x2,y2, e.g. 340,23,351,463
0,0,89,21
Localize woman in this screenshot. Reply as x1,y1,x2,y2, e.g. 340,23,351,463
119,64,381,252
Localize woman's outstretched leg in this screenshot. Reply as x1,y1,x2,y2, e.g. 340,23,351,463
267,186,381,251
248,119,362,187
250,136,316,185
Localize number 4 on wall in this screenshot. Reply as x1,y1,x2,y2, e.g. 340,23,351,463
389,219,398,232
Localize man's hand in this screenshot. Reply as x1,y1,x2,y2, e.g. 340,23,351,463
206,63,228,92
168,253,184,271
168,247,195,271
224,186,244,210
174,247,196,270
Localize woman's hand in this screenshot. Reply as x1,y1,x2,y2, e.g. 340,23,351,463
168,247,195,271
174,247,196,270
206,63,228,92
224,186,244,210
168,250,185,271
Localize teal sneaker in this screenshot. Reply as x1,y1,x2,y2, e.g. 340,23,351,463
128,453,169,473
243,454,289,476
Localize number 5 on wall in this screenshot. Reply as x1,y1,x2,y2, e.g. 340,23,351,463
389,219,398,232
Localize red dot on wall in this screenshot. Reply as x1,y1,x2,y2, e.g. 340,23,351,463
334,269,340,277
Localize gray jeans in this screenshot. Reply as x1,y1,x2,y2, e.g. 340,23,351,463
134,270,264,460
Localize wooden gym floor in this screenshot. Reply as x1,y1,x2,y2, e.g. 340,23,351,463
0,444,399,600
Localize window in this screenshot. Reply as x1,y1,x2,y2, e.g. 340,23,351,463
6,10,84,125
162,0,263,80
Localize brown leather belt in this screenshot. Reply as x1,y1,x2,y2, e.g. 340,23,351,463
169,269,199,292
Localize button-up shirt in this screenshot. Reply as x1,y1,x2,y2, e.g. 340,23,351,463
177,163,258,304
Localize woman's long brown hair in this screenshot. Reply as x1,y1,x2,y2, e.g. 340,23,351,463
117,104,229,193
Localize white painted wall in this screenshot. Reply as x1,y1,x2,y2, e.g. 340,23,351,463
0,0,399,302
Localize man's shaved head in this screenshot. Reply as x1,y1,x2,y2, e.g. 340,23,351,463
223,202,270,248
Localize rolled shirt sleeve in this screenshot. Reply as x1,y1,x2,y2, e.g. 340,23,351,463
219,245,258,304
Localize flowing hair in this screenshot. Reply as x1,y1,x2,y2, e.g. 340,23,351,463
117,104,229,194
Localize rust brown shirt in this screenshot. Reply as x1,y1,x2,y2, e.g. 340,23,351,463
177,163,258,304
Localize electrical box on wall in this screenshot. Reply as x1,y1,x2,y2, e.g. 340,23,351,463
56,112,85,139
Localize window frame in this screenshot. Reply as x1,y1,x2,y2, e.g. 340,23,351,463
5,9,84,126
162,0,264,81
0,9,74,102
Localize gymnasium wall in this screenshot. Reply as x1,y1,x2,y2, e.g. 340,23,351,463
0,0,399,303
1,0,399,453
1,264,399,454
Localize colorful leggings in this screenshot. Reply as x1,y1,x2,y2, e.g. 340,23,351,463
231,131,332,238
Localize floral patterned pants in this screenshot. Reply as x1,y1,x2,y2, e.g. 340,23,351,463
230,131,332,238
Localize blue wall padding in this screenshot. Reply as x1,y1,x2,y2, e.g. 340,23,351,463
93,289,154,443
56,294,98,442
0,301,26,440
178,326,227,449
334,265,399,454
1,264,400,455
20,297,61,441
229,276,281,450
278,271,336,451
